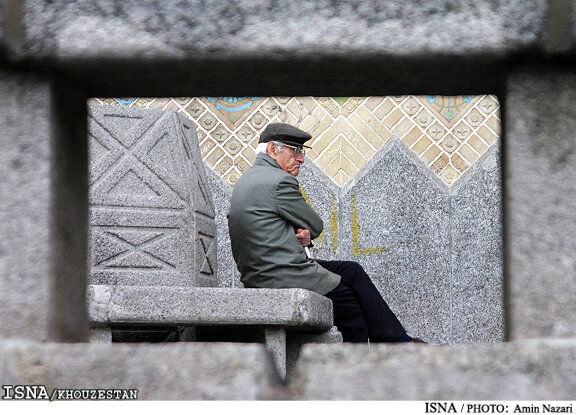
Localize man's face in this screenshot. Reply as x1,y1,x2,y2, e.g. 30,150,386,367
268,142,305,176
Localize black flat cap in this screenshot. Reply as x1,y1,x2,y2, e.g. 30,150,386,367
259,123,313,148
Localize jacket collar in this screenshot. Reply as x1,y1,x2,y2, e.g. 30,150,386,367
253,152,282,170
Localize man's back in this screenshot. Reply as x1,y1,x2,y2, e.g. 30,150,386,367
228,153,340,295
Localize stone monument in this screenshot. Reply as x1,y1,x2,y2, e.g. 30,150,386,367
88,104,217,288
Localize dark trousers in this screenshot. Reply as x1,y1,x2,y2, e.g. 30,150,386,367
319,260,406,343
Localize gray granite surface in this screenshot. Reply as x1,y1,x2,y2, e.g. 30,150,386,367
87,285,334,329
0,70,51,341
88,104,217,287
506,69,576,339
6,1,546,61
298,157,341,261
340,142,452,344
0,341,278,400
451,144,504,343
286,340,576,399
205,167,238,287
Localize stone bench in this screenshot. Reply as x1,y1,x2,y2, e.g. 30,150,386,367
87,285,342,379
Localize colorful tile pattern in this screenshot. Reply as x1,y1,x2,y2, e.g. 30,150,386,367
90,95,500,187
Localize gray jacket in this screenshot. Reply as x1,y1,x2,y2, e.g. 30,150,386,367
228,153,341,295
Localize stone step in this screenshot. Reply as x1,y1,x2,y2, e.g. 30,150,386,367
285,339,576,400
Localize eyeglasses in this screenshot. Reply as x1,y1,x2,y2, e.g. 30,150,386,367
282,143,306,156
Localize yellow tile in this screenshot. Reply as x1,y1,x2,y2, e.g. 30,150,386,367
200,137,217,158
340,153,360,176
249,112,267,130
241,146,256,163
224,168,241,187
364,97,385,111
403,126,423,147
421,144,441,165
204,147,225,168
453,121,472,141
374,98,395,120
312,121,341,154
465,108,485,128
467,134,488,153
316,138,341,170
439,164,460,185
431,153,449,174
458,143,479,163
451,154,470,172
298,97,318,113
355,106,392,144
426,122,445,141
234,156,250,173
440,134,460,154
335,170,349,186
324,153,341,178
164,101,181,112
215,156,233,176
415,109,434,129
485,115,501,136
148,98,171,109
392,117,414,136
477,125,498,145
346,128,377,159
402,97,421,116
479,96,499,114
340,137,367,168
383,108,404,129
310,112,334,139
412,136,432,156
347,114,382,149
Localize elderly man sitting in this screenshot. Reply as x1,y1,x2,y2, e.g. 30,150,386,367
228,123,424,343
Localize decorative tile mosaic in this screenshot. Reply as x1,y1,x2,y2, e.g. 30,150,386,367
90,95,500,187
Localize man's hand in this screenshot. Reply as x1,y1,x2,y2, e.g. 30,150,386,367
295,228,311,247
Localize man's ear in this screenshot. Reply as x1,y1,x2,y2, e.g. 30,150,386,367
266,142,277,159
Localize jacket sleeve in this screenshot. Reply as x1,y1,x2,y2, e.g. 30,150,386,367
274,175,324,239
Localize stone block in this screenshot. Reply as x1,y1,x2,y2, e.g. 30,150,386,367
298,158,340,261
0,341,279,399
340,141,452,343
88,104,217,287
205,167,238,287
4,1,546,62
505,69,576,339
0,70,51,340
87,285,334,329
287,340,576,400
451,145,504,343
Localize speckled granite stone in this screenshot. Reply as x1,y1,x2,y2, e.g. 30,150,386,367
340,140,452,344
506,70,576,339
88,105,217,287
298,157,340,261
451,144,504,343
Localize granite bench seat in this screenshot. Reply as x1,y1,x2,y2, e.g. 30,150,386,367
87,285,342,378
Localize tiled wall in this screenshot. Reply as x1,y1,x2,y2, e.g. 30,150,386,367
91,96,503,343
90,96,500,188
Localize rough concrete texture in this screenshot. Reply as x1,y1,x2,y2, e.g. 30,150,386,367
287,340,576,400
298,158,341,261
204,167,238,287
451,144,504,343
340,141,452,344
88,104,217,287
0,70,51,340
0,341,279,399
506,69,576,339
5,1,546,61
88,285,334,329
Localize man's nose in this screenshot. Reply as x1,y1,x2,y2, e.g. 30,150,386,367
296,153,305,162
